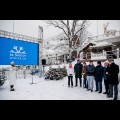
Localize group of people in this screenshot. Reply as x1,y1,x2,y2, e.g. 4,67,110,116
67,59,119,100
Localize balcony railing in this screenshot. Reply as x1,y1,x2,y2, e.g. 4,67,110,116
80,49,120,61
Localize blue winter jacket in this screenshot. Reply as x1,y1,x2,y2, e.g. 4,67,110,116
94,65,104,81
86,65,95,76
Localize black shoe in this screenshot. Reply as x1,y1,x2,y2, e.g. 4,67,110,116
107,95,113,98
10,89,15,91
91,90,93,92
103,92,107,94
75,85,77,87
68,85,70,87
113,98,118,100
98,91,102,93
95,90,98,92
87,89,90,91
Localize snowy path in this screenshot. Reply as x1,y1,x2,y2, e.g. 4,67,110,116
0,75,113,100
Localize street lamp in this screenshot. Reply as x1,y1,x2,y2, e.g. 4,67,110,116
97,20,98,36
56,54,57,65
13,20,14,33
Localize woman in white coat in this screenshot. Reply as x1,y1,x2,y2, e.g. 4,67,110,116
67,63,74,88
9,62,17,91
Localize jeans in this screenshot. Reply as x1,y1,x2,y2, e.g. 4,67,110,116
87,76,94,91
109,84,118,99
68,76,73,87
96,81,102,92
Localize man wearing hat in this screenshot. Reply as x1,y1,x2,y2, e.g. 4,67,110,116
74,59,83,87
9,62,17,91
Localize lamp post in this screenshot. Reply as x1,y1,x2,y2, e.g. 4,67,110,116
56,54,57,65
13,20,14,33
97,20,98,37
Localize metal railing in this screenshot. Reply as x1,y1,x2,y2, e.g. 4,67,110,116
0,30,42,43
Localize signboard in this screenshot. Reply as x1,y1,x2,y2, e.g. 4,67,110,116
0,37,39,65
91,52,106,60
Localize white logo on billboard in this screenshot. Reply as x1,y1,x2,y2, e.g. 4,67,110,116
10,46,26,60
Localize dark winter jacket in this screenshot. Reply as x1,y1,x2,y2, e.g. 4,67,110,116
74,63,83,78
94,65,104,82
86,65,95,76
103,66,109,81
108,62,119,85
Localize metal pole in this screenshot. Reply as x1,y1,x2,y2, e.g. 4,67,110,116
13,20,14,33
97,20,98,36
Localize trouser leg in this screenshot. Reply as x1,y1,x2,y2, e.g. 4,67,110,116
98,81,102,92
87,76,90,90
96,81,98,91
68,76,70,86
75,77,78,86
79,78,82,87
109,84,113,97
114,85,118,100
71,76,73,87
90,76,94,91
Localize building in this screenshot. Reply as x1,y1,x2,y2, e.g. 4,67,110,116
80,32,120,62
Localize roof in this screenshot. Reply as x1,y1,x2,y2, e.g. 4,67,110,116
90,41,116,48
82,41,97,50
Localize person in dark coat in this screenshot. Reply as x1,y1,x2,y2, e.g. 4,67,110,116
103,61,110,95
107,59,119,100
94,61,104,93
74,59,83,87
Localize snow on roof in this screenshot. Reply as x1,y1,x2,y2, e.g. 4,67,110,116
82,41,97,50
90,41,116,48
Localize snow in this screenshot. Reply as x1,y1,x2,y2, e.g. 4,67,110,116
0,75,110,100
90,41,116,48
0,60,120,100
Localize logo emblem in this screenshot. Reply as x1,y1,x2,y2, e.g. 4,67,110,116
10,46,26,60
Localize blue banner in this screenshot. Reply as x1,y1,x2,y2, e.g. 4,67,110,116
0,37,39,65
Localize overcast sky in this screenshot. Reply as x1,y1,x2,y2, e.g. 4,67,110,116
0,20,120,41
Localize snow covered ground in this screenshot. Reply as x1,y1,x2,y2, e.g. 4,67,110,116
1,74,118,100
0,60,120,100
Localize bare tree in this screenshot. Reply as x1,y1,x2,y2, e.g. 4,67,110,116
44,20,88,58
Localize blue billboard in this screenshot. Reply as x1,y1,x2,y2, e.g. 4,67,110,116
0,37,39,65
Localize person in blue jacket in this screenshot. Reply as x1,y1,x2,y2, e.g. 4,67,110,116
94,61,104,93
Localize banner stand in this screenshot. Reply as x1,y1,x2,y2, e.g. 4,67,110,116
30,74,37,85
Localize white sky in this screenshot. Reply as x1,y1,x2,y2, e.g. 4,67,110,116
0,20,120,41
